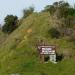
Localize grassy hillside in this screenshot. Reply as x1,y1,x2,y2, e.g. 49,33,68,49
0,29,7,46
0,12,75,75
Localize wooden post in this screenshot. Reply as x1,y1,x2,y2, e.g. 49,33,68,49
41,55,44,63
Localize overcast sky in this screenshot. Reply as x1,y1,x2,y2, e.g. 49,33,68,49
0,0,75,24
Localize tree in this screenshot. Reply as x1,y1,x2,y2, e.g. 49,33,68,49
44,5,51,12
49,5,56,15
2,15,18,34
58,1,69,7
53,2,59,7
44,5,56,15
44,1,75,38
23,6,34,18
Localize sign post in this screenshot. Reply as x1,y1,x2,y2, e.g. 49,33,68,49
37,45,57,63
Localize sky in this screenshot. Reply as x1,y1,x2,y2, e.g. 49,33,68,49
0,0,75,24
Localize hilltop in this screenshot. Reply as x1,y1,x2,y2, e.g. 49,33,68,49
0,12,75,75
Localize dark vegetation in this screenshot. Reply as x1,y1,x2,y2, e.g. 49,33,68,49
2,7,34,34
23,6,34,18
48,28,60,38
44,55,50,62
2,15,18,34
56,53,64,62
43,1,75,43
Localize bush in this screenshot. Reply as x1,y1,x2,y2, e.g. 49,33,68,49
23,6,34,18
2,15,18,34
48,28,60,38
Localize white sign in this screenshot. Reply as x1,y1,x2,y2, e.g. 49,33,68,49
40,47,55,54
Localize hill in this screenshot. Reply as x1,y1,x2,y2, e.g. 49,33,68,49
0,12,75,75
0,29,7,46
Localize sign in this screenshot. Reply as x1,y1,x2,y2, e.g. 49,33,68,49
41,47,55,54
38,46,56,55
37,45,56,63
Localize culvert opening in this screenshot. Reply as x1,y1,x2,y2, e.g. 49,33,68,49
44,55,50,62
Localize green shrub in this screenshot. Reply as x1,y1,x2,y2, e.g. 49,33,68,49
2,15,18,34
23,6,34,18
48,28,60,38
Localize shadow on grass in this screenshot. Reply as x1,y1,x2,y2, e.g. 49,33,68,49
56,53,64,62
44,55,50,62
